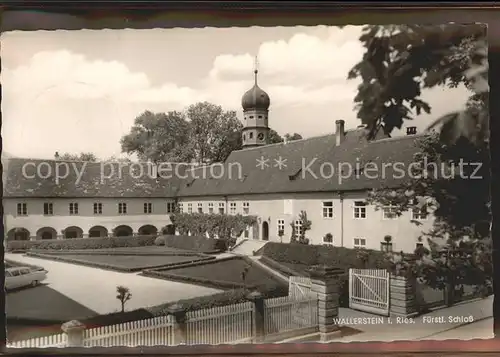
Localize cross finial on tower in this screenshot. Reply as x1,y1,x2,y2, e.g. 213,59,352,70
254,55,259,84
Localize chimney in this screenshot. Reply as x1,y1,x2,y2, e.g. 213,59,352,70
335,120,345,146
55,151,59,159
406,126,417,135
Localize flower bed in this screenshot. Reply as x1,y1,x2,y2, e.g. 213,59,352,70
142,256,287,292
26,252,215,273
6,235,157,252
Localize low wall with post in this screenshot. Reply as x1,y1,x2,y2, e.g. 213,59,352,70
389,274,418,318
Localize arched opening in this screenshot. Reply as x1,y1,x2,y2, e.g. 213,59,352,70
162,224,176,235
138,225,158,236
64,226,84,239
114,225,133,237
36,227,58,240
7,228,31,241
88,226,108,238
262,222,269,241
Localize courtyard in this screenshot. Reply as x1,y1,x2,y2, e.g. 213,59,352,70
5,253,222,316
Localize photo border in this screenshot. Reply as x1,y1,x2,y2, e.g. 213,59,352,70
1,1,498,355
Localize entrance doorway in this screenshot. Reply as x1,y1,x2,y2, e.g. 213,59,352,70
262,222,269,241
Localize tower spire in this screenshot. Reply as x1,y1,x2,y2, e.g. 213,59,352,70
254,55,259,85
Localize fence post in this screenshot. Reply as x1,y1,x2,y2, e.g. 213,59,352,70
246,291,265,343
307,265,343,342
167,303,188,345
61,320,86,347
389,274,418,318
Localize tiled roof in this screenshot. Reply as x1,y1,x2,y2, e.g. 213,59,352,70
178,129,425,197
3,129,425,199
3,159,186,198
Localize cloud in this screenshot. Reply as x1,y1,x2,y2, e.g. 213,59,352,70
2,26,473,159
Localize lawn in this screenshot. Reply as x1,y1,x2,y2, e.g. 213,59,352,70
145,257,286,291
31,246,198,256
7,285,98,341
28,253,215,272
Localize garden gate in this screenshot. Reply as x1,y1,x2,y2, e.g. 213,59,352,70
349,268,390,316
288,276,312,298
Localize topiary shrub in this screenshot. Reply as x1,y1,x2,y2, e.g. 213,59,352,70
154,236,165,246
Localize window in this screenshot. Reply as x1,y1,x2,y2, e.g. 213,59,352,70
380,241,393,252
412,206,428,220
118,202,127,214
258,115,263,119
322,201,334,218
208,203,214,214
17,203,27,216
230,202,237,214
323,234,333,244
10,269,21,277
382,205,397,219
178,203,184,212
20,268,30,275
353,201,366,219
353,238,366,249
167,202,175,214
294,220,303,236
243,202,250,214
43,202,53,216
249,132,254,139
144,202,152,214
69,203,79,215
93,202,102,215
249,115,254,119
277,219,285,236
416,242,424,249
218,202,225,214
244,227,249,238
188,203,193,214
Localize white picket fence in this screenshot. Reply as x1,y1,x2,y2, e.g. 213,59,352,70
186,301,254,345
84,315,175,347
8,295,318,348
264,294,318,337
7,333,67,348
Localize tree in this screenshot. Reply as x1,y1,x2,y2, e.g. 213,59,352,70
116,285,132,313
350,24,491,308
55,152,98,162
268,130,303,144
290,210,311,245
120,110,192,163
268,129,283,144
186,102,243,164
284,133,303,141
349,24,488,145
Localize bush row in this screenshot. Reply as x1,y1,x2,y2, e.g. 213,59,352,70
6,235,157,252
258,256,302,277
154,235,227,253
259,242,388,272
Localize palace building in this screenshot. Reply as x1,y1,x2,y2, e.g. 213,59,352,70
3,68,432,253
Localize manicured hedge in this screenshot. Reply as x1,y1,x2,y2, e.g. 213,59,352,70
6,235,157,252
155,234,226,253
26,252,214,273
259,242,388,272
28,249,202,257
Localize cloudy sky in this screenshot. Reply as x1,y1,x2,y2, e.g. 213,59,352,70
2,26,472,160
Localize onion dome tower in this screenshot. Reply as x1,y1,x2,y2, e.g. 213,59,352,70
241,57,270,148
